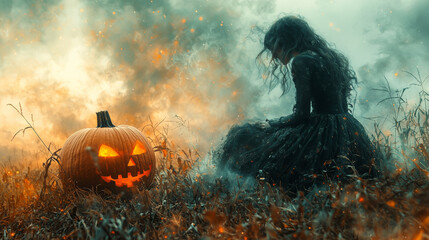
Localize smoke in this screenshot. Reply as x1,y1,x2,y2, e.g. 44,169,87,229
78,0,279,151
356,0,429,127
0,0,276,163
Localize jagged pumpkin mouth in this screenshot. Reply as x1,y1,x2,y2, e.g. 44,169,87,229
100,165,152,188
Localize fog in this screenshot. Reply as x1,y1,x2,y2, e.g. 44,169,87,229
1,0,428,164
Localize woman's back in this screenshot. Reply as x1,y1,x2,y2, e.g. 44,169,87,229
292,51,348,115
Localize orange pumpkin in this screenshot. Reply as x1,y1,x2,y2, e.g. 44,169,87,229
60,111,156,191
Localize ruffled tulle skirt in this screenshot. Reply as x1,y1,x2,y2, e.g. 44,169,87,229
217,113,382,191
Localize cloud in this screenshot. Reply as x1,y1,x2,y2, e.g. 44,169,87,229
356,0,429,121
75,0,278,150
0,0,276,162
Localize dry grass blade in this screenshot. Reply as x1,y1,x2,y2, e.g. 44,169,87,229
8,103,53,155
39,148,62,201
7,103,62,204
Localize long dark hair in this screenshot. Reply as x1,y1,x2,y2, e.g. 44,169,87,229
257,15,357,102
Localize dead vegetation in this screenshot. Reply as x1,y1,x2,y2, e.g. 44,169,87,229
2,71,429,239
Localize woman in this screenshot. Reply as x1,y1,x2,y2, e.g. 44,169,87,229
217,16,382,192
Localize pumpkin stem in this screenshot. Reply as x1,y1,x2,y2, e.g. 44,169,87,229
96,111,116,128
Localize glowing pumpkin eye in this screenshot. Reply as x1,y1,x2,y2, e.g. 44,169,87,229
132,141,147,155
98,144,119,157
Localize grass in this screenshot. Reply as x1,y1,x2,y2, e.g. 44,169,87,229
2,71,429,239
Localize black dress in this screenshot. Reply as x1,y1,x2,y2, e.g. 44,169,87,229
217,51,381,191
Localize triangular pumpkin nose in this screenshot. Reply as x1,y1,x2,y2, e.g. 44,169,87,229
127,158,136,167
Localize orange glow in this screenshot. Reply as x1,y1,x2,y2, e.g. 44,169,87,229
358,197,364,202
128,158,136,166
199,16,204,21
394,72,398,76
132,141,147,155
153,52,163,62
101,165,152,188
219,227,224,233
414,230,423,240
112,11,116,15
152,48,168,63
98,144,119,157
386,200,395,207
181,18,186,23
423,216,429,225
190,28,195,33
383,130,392,136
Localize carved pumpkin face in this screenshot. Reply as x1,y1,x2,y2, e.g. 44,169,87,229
60,111,156,191
97,140,153,188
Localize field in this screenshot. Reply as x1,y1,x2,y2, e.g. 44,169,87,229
2,72,429,239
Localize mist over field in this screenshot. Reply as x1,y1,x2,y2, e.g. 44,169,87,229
1,0,428,163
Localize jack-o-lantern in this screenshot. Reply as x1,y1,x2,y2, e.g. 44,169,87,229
60,111,156,191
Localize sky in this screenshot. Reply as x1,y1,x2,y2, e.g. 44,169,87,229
1,0,428,164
